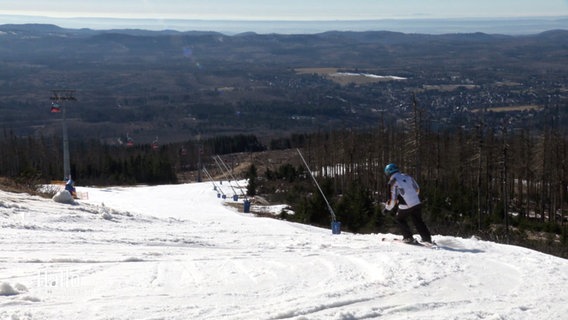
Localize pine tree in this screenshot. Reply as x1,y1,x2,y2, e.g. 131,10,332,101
246,164,258,197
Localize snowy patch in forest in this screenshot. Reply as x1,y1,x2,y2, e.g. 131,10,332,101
331,72,407,80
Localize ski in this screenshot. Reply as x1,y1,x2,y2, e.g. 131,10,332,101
382,237,438,249
417,240,438,249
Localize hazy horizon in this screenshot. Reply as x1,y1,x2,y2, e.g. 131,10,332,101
2,0,567,20
1,14,567,35
1,0,567,34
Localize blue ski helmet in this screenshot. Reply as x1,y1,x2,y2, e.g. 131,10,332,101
384,163,399,177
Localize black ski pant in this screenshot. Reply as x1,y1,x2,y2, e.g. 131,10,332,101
395,204,431,242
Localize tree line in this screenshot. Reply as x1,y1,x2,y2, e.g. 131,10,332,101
0,129,264,186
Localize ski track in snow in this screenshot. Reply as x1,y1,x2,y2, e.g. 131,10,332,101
1,182,568,320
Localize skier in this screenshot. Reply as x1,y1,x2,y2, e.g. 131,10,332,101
64,178,77,198
383,163,432,244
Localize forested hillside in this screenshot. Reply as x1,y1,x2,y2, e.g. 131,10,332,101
1,25,567,143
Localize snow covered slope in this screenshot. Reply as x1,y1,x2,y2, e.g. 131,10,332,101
1,182,567,320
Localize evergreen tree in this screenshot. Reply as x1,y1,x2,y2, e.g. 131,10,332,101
335,182,374,232
246,164,258,197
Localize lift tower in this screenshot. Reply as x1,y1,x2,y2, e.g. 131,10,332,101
50,90,76,180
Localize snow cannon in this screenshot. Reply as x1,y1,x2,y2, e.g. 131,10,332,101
297,148,342,235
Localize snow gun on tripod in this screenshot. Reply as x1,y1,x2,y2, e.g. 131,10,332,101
297,148,341,234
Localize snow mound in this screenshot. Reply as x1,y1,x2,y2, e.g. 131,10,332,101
100,204,113,220
0,282,28,296
52,191,75,204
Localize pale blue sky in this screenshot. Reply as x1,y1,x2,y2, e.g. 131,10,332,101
1,0,567,21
